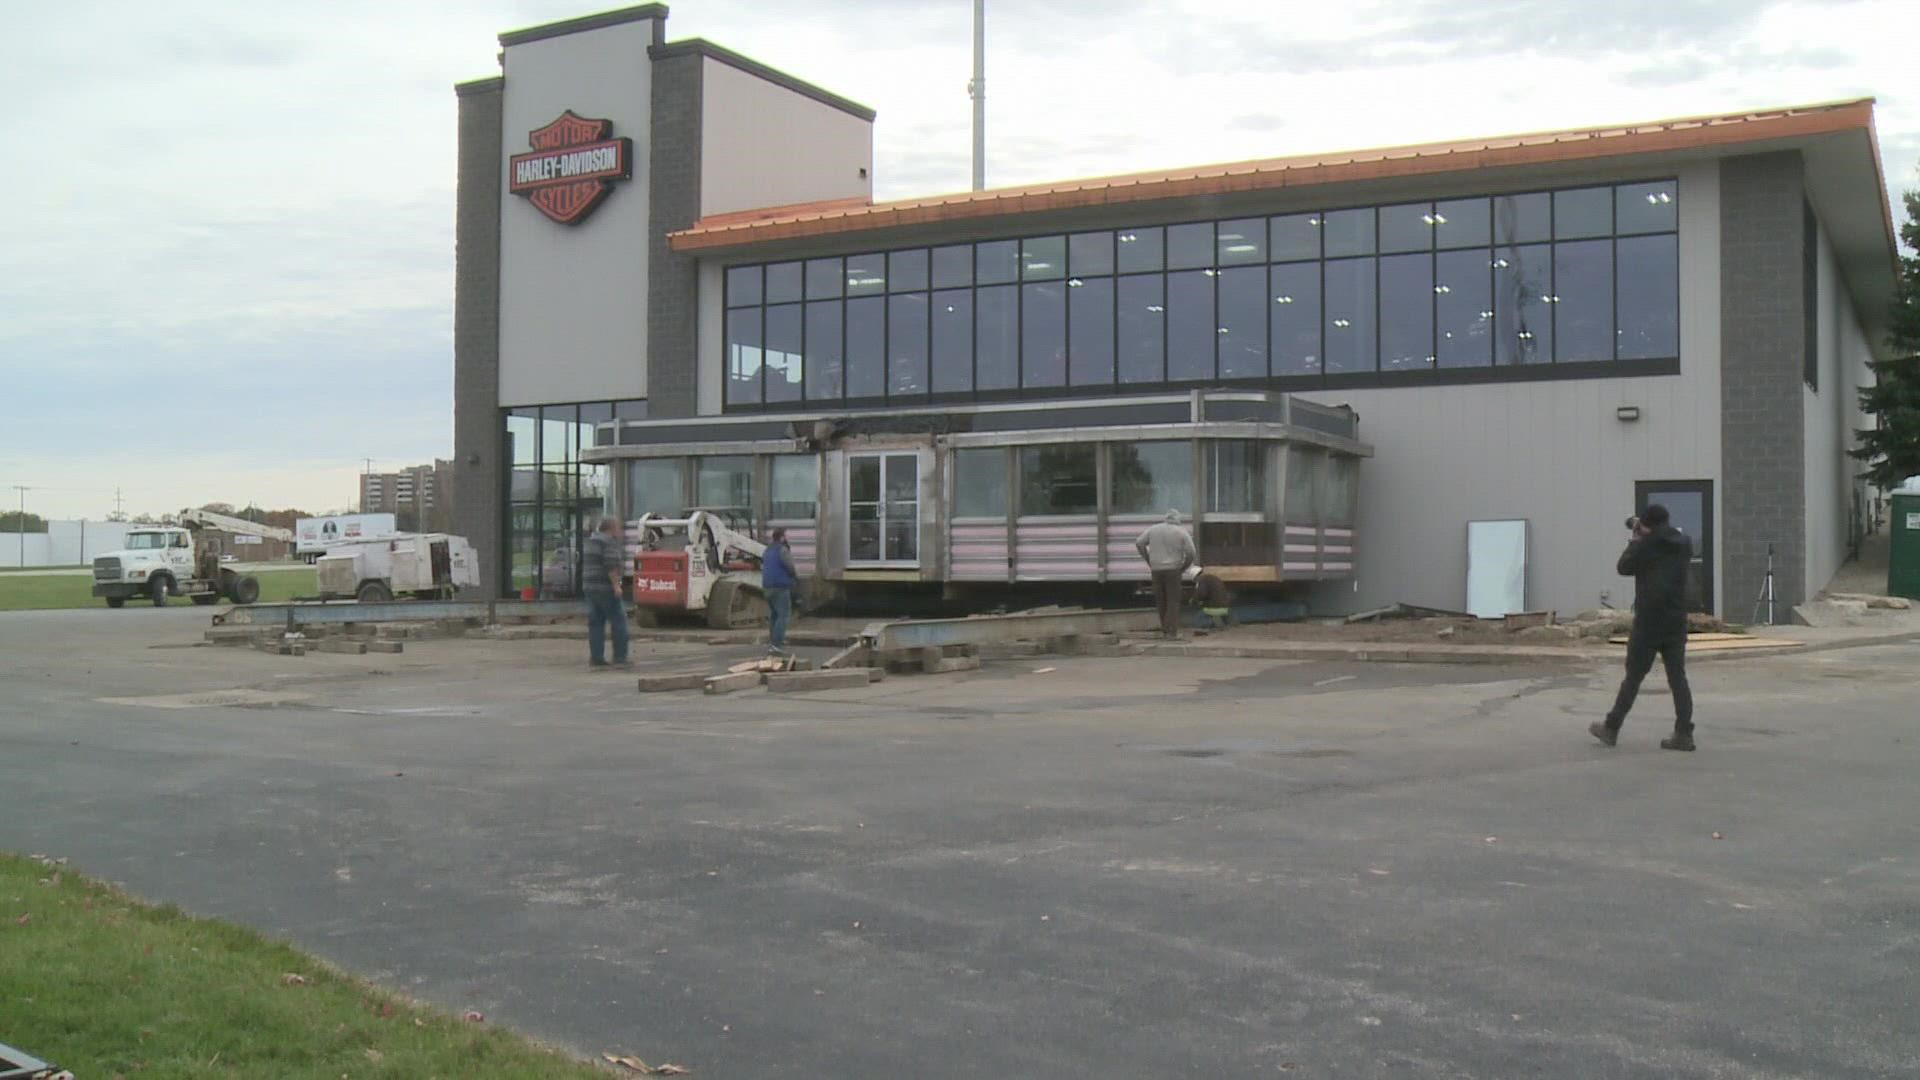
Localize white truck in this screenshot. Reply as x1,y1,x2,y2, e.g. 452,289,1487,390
294,513,397,563
315,533,479,602
90,509,289,608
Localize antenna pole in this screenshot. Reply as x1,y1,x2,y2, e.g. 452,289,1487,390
969,0,985,191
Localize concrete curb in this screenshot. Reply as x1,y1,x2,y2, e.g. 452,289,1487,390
1133,640,1601,665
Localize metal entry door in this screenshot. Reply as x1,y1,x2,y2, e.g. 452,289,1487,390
1634,480,1713,613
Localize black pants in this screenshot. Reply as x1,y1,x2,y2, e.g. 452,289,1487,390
1607,616,1693,734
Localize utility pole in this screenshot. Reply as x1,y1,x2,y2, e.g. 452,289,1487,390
969,0,985,191
111,486,126,522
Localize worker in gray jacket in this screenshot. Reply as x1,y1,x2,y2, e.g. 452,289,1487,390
1135,509,1198,639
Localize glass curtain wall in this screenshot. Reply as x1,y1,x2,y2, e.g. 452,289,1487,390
722,179,1680,408
501,400,642,598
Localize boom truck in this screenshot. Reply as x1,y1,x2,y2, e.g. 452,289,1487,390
90,509,289,608
629,510,771,628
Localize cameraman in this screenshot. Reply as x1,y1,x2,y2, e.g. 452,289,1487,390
1590,504,1696,751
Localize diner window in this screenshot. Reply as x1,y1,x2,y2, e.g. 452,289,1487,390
953,448,1009,518
770,455,818,520
1322,455,1356,527
1208,441,1265,513
628,458,685,519
1019,445,1098,516
1111,441,1193,516
696,456,753,513
1284,447,1319,523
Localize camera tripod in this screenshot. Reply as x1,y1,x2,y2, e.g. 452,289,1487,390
1750,542,1776,626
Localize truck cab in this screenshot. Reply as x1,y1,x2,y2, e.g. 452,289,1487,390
92,526,261,608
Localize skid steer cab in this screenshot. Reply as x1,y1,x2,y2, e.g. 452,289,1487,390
630,509,770,629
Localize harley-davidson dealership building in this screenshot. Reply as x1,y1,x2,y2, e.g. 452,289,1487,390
453,3,1899,619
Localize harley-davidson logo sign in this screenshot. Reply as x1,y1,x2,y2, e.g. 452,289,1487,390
508,111,634,225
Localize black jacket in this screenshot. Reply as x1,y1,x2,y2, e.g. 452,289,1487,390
1617,525,1693,620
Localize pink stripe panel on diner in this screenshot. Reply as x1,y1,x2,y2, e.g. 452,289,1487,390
950,521,1011,581
1015,518,1102,581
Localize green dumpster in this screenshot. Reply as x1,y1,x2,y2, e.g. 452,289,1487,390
1891,491,1920,601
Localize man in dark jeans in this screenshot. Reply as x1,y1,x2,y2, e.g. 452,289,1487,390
582,516,630,670
1591,503,1695,750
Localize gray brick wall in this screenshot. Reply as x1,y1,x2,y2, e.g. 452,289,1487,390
452,79,505,595
646,52,703,418
1719,152,1807,616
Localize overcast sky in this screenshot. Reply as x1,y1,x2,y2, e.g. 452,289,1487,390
2,0,1913,521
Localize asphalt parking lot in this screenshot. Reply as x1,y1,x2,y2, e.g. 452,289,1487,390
2,606,1916,1078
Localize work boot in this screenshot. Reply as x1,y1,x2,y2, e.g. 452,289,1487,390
1588,720,1618,747
1660,732,1696,752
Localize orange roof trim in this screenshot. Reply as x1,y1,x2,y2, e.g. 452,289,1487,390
671,99,1878,253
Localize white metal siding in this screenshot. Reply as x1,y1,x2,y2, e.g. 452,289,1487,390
497,21,653,407
699,58,872,218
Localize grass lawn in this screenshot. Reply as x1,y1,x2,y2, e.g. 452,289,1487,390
0,567,316,612
0,852,610,1079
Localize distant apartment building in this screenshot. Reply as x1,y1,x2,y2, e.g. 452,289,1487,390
360,460,454,531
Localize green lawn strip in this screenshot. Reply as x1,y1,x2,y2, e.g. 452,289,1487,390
0,853,608,1079
0,568,316,611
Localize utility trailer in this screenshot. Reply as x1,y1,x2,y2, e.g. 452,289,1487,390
315,533,478,601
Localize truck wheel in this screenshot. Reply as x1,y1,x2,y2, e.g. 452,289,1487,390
227,575,261,605
150,576,170,607
705,578,769,629
191,594,218,606
357,581,393,603
106,596,125,609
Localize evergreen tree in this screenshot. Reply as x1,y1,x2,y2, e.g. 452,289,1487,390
1852,186,1920,488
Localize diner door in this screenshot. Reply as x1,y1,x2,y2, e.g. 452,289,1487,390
1634,480,1713,613
848,453,920,567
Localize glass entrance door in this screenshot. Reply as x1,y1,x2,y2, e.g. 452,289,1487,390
848,453,920,566
1635,480,1713,613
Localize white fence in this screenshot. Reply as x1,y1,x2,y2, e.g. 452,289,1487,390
0,521,139,567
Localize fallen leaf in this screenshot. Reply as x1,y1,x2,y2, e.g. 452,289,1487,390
1484,836,1499,843
14,914,28,926
363,1048,383,1064
1367,868,1390,876
656,1066,691,1076
379,1001,396,1018
462,1009,485,1023
721,1024,730,1033
414,1017,426,1027
851,921,860,929
604,1054,649,1072
1032,666,1057,674
1711,832,1724,840
1040,915,1051,922
281,973,308,986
